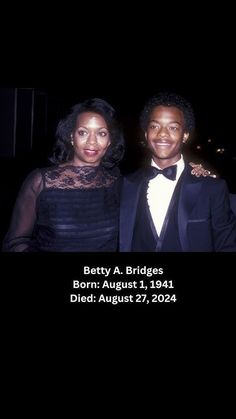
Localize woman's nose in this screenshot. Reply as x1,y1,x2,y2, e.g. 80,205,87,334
86,133,97,144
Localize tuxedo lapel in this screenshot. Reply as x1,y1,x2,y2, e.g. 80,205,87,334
178,168,203,251
120,171,145,251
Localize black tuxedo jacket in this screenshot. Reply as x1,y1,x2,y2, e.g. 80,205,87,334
119,164,236,252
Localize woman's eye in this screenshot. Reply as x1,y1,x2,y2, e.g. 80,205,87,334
99,131,107,137
78,130,87,136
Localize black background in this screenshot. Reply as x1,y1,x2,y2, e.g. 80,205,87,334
1,10,235,407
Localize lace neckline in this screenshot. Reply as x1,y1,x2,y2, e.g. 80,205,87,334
43,164,119,190
59,163,99,169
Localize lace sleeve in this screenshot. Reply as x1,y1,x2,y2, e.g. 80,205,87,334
2,169,43,252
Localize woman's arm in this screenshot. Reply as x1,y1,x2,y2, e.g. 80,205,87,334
2,169,43,252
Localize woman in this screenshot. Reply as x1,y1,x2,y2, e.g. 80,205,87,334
3,98,124,252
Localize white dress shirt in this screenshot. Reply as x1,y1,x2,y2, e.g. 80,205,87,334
147,156,185,236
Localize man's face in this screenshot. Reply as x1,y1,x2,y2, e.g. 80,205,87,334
145,105,189,168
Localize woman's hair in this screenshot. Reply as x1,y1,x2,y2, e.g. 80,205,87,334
140,91,195,133
49,98,125,169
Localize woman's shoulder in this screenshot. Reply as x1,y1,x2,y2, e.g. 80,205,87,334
23,167,43,186
22,165,57,193
33,164,67,181
18,168,45,197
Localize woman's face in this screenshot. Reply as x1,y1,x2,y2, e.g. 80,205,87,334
71,112,111,166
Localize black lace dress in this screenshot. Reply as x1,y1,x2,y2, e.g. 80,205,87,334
3,165,121,252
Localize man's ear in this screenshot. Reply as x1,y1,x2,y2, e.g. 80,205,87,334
183,132,189,143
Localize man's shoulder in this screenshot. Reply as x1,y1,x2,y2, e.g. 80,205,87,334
184,163,229,195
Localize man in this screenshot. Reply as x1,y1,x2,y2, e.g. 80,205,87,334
120,92,236,251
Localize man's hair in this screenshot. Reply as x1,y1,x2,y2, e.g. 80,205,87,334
50,98,125,169
140,92,195,133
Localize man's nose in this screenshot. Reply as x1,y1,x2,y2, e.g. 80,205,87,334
159,126,168,137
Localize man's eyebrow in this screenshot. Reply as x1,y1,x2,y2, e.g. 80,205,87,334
148,119,182,124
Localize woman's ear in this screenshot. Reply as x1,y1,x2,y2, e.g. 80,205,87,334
183,132,189,143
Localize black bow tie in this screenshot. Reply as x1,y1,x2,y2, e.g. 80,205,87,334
146,165,177,181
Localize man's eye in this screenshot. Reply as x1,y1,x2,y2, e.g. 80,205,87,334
149,125,158,129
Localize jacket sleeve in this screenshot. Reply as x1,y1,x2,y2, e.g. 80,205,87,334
2,169,43,252
211,180,236,251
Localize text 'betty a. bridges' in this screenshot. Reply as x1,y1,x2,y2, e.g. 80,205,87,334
83,266,163,277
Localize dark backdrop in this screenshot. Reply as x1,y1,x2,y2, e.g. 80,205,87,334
1,71,235,242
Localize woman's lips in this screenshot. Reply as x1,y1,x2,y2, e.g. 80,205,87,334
84,149,99,155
